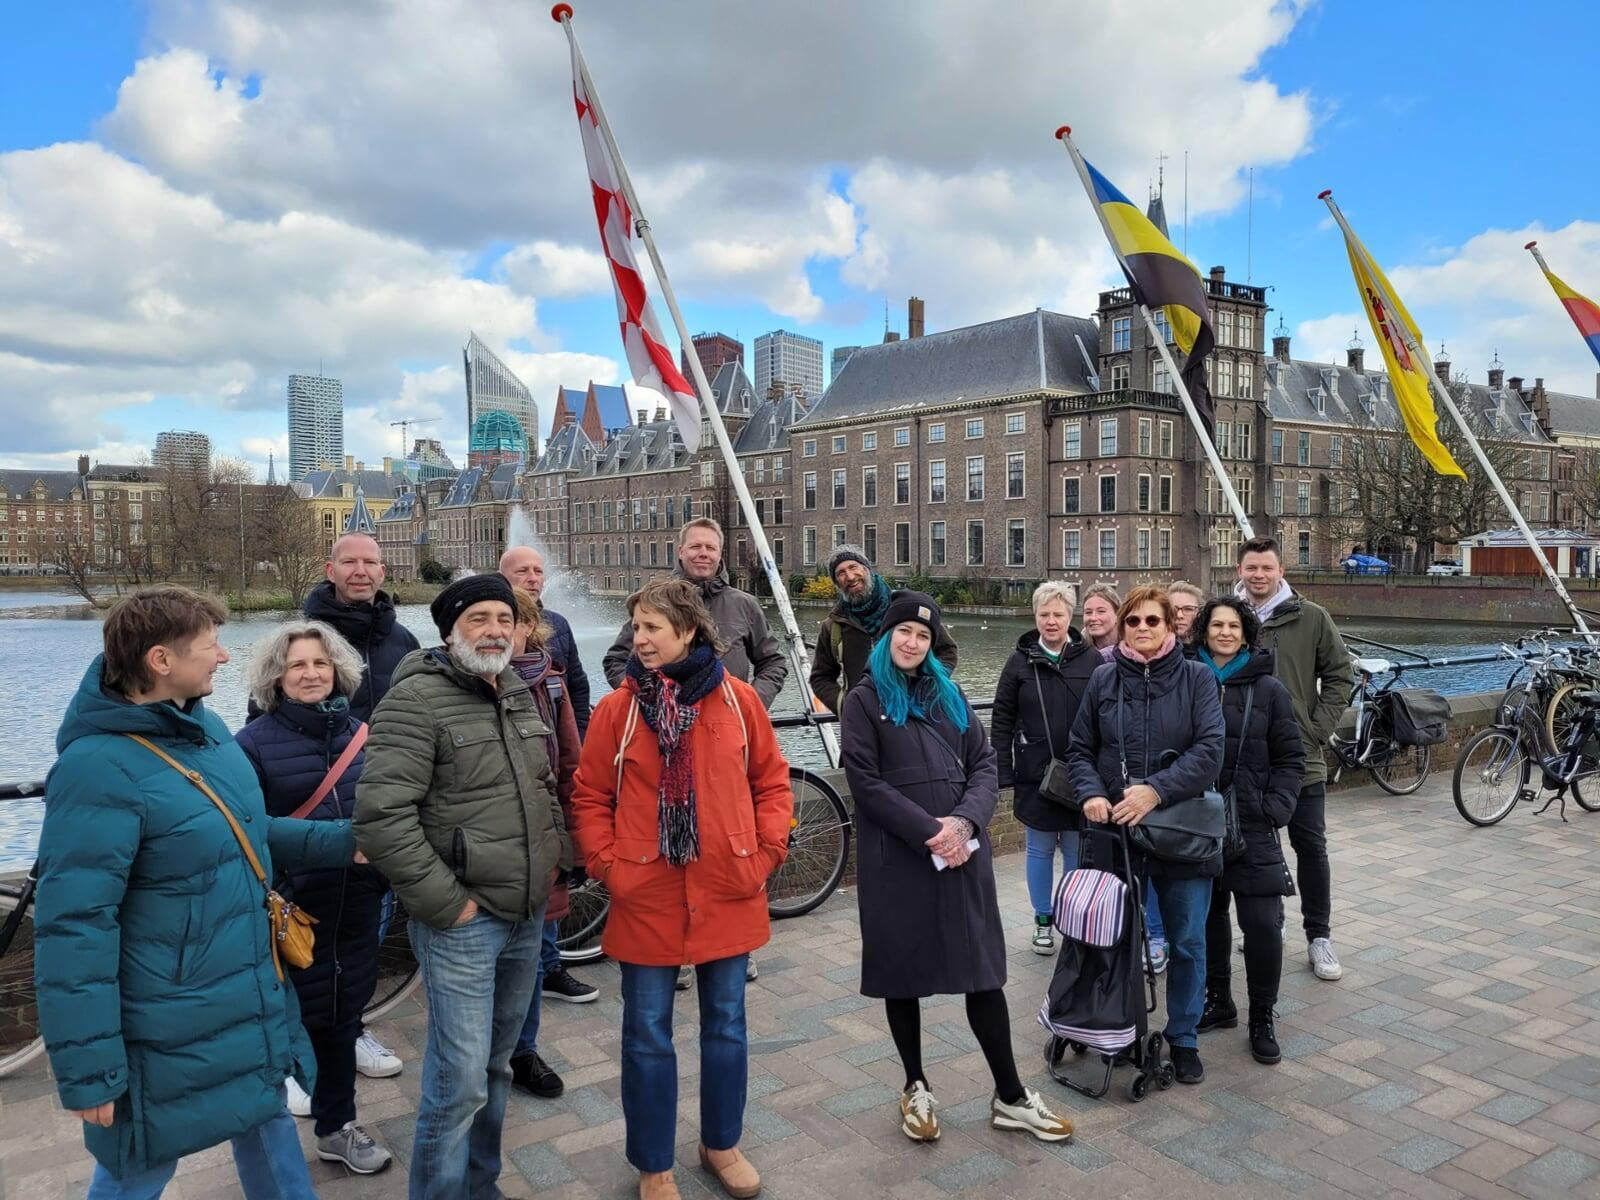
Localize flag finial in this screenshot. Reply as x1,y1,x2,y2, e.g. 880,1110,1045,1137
1317,189,1332,199
1524,240,1538,250
551,4,572,22
1054,125,1071,139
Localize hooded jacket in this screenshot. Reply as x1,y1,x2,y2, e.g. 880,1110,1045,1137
808,583,959,714
303,582,421,723
601,565,788,708
35,658,354,1178
990,628,1098,831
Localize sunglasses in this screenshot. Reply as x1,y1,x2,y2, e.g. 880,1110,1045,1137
1122,614,1165,628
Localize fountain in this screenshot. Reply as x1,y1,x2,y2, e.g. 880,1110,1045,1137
503,504,622,644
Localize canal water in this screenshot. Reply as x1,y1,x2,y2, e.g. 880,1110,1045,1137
0,586,1530,870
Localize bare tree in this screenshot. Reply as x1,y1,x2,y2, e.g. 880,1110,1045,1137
254,485,324,606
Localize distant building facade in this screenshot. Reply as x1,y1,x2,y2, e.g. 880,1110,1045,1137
287,374,344,482
681,332,744,382
153,430,212,476
464,332,539,460
754,329,824,403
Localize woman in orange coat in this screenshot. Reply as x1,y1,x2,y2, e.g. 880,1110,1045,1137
572,578,792,1200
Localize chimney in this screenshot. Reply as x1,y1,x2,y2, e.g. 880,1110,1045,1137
1209,265,1226,285
1433,348,1451,384
77,454,90,476
1507,375,1524,396
344,454,354,472
636,408,647,425
654,406,666,421
884,331,901,343
1273,332,1291,363
1531,378,1551,434
908,296,925,339
1488,365,1505,390
383,456,394,475
1347,345,1364,373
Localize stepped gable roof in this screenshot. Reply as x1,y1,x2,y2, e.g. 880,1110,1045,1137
1264,358,1552,444
1,469,83,502
799,309,1100,425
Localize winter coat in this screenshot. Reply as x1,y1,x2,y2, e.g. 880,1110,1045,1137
509,651,582,922
1207,651,1305,897
808,588,959,714
602,567,788,708
235,697,387,1032
841,675,1004,999
35,658,355,1179
570,673,793,966
303,582,421,723
990,628,1099,832
1255,590,1354,786
353,648,571,931
1066,644,1226,880
542,607,592,738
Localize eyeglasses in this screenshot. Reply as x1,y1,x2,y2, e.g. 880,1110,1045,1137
1123,614,1165,628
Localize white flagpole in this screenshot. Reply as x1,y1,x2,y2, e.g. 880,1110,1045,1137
1321,191,1593,641
554,4,841,762
1055,127,1254,539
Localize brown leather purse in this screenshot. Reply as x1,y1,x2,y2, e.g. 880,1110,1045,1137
124,734,317,978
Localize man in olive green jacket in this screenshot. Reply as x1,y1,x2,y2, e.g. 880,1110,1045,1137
1237,536,1354,986
354,573,569,1197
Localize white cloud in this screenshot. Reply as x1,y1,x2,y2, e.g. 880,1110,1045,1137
499,241,611,299
1294,313,1364,366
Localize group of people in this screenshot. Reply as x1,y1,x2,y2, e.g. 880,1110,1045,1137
31,515,1351,1200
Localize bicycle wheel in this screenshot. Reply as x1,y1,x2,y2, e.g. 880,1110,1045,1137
557,876,610,965
1370,740,1431,795
1452,727,1530,827
364,891,422,1023
1572,772,1600,812
767,767,851,919
1542,680,1596,758
0,878,46,1079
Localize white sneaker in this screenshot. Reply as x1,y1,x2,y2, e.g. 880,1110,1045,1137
355,1031,403,1078
285,1075,311,1118
1309,937,1344,981
991,1087,1074,1142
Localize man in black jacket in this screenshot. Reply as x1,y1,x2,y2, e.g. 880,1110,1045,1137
500,544,592,735
300,530,419,1087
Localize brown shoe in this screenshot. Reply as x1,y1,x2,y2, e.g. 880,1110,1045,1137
699,1144,761,1199
639,1170,681,1200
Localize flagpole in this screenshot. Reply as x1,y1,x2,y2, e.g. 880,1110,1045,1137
1524,240,1555,278
1054,127,1254,540
554,4,840,763
1322,191,1593,641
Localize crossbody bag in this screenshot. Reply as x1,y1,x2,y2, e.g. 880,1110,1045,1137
1030,665,1078,807
1113,680,1226,865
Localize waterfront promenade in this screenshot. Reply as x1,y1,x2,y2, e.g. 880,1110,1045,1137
1,775,1596,1199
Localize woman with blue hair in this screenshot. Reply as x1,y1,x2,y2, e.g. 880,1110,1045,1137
841,593,1073,1148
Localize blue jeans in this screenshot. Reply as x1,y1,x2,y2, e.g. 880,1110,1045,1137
85,1110,314,1199
515,919,563,1057
619,956,749,1173
1145,877,1166,944
1150,875,1211,1048
409,906,544,1200
1024,828,1079,918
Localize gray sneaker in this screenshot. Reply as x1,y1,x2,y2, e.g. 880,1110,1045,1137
316,1122,393,1174
1308,937,1343,981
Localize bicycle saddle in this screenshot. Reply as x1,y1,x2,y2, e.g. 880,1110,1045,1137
1353,657,1393,676
1571,690,1600,707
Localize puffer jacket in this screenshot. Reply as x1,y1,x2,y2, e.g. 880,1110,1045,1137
990,628,1098,832
235,696,388,1032
303,582,421,723
808,586,959,713
1253,589,1354,786
602,566,789,708
571,671,793,966
1205,650,1305,896
1066,643,1226,880
35,657,354,1178
353,648,571,931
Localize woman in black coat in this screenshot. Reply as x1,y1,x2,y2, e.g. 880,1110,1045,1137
990,581,1099,956
1066,585,1224,1086
1191,597,1305,1066
841,593,1072,1147
236,619,393,1175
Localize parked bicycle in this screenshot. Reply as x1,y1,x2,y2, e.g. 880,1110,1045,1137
1325,651,1446,795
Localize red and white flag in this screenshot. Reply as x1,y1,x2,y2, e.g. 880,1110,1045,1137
567,40,702,451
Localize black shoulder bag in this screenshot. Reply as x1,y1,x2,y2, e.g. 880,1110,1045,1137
1114,679,1226,865
1030,665,1078,807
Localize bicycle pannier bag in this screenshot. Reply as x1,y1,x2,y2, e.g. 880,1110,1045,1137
1386,688,1449,747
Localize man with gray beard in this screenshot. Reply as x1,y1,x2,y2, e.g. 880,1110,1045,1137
355,573,570,1199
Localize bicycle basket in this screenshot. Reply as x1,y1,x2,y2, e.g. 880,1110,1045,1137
1382,688,1450,747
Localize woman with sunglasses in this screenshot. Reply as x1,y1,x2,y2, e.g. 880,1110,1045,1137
1066,585,1224,1084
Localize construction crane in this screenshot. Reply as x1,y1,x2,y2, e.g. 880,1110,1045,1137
390,416,440,459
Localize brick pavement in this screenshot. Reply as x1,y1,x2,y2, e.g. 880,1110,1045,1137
3,774,1598,1199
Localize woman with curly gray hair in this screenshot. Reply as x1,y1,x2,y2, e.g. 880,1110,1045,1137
235,619,395,1176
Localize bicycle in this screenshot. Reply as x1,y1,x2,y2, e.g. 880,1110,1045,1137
1326,655,1434,795
1453,640,1600,826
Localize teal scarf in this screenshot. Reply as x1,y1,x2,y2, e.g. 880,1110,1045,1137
842,572,893,636
1199,646,1251,684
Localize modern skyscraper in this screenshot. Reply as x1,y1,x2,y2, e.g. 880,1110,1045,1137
754,330,824,402
464,332,539,458
287,373,344,482
153,429,212,475
680,332,744,381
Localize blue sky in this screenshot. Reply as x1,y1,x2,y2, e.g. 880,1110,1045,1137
3,1,1598,478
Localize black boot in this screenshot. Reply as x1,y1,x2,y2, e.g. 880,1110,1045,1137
1196,985,1238,1033
1248,1005,1281,1065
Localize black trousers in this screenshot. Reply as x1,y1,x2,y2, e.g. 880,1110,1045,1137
1287,782,1331,941
1205,884,1284,1010
307,1019,361,1137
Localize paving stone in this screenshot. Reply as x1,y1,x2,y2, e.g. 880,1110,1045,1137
927,1149,1013,1194
1500,1146,1600,1194
1382,1133,1465,1172
1473,1092,1548,1126
1350,1081,1422,1114
818,1083,900,1119
507,1141,574,1188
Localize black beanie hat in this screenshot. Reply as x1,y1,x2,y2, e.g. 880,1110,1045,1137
430,573,516,640
877,590,942,645
827,545,873,580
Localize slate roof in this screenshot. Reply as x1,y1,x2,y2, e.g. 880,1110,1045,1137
1544,389,1600,439
798,309,1101,426
533,422,598,473
0,470,83,502
343,487,376,534
377,492,418,523
439,468,483,508
591,420,686,476
707,361,757,416
734,393,808,454
86,463,161,483
293,469,407,500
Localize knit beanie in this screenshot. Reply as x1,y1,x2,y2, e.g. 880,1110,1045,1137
877,590,942,645
430,573,516,640
828,544,873,581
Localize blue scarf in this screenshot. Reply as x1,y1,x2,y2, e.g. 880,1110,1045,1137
1199,646,1251,684
841,573,893,636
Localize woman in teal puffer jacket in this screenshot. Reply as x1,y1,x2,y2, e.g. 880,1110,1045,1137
33,587,356,1198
